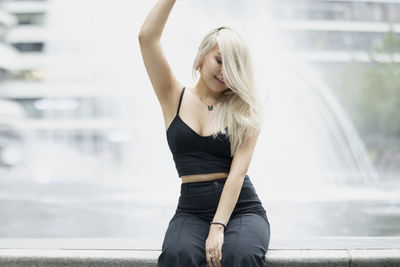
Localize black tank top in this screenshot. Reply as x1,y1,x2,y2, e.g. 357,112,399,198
166,87,233,178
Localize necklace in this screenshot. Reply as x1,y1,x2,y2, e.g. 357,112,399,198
199,96,215,111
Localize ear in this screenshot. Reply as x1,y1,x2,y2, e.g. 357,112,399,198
200,57,205,67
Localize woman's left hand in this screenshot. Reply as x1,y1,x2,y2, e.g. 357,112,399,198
205,224,224,267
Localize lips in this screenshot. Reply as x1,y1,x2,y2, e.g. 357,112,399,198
214,76,225,84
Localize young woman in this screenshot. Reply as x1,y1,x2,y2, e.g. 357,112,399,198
138,0,270,266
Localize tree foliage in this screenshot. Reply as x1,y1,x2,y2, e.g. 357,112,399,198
325,27,400,173
336,27,400,140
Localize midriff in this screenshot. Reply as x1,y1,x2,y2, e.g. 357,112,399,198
181,172,229,183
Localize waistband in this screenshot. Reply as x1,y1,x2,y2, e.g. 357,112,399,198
180,174,250,194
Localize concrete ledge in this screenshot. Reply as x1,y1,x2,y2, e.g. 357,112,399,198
0,237,399,267
0,249,159,267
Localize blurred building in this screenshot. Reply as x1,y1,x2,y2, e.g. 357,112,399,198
0,0,129,178
269,0,400,71
0,0,27,169
0,0,19,81
0,0,46,81
0,0,48,115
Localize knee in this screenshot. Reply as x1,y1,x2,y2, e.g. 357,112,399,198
158,242,199,265
158,246,177,264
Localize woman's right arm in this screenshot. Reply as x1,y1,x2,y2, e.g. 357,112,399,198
138,0,182,108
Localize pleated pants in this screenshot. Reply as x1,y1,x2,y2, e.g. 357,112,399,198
157,174,271,267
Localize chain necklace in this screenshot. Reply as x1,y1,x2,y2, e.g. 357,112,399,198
199,96,215,111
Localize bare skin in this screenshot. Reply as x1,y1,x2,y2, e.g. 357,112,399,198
138,0,230,186
163,45,231,184
139,1,253,266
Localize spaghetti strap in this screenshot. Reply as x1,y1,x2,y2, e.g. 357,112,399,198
176,86,185,116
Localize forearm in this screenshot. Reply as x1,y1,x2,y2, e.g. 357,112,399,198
138,0,177,42
211,174,246,230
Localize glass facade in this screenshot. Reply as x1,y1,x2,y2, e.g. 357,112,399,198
267,0,400,60
279,30,399,51
15,12,45,25
269,0,400,22
12,42,44,52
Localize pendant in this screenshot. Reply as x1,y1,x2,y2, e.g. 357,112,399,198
208,105,213,111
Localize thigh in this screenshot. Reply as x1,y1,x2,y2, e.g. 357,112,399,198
158,212,210,267
222,213,270,267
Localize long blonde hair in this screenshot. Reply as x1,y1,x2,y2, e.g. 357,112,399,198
192,26,264,157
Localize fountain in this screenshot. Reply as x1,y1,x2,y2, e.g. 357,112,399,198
0,0,398,240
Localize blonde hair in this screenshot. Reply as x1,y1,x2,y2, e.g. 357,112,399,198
192,26,264,157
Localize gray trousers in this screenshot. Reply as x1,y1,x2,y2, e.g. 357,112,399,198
157,175,271,267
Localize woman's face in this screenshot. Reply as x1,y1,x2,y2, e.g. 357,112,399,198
199,46,229,93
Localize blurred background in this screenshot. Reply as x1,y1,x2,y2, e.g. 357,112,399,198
0,0,399,245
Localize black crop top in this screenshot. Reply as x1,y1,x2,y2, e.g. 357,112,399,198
166,87,233,177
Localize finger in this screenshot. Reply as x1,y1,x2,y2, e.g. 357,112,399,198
209,250,217,267
211,254,219,267
206,250,212,267
215,249,222,267
211,249,219,267
216,249,222,267
206,255,211,267
216,257,221,267
210,256,216,267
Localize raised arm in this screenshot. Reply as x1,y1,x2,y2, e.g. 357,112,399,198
138,0,182,109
